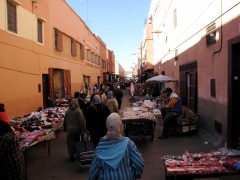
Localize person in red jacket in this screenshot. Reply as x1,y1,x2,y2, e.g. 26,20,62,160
0,103,10,124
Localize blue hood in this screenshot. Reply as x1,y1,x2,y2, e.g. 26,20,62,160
95,137,129,169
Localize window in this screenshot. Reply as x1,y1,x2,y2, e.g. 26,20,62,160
206,22,216,46
80,43,85,60
91,52,95,63
87,49,91,61
54,28,63,52
210,79,216,97
7,1,17,33
71,38,77,57
37,19,43,43
101,59,106,69
173,9,177,28
175,49,178,61
95,55,98,65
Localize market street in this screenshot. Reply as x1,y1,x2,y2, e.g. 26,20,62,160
26,89,219,180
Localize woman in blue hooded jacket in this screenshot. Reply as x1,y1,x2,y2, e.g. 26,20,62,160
87,113,144,180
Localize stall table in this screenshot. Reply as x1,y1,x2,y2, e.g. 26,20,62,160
162,151,240,180
20,123,62,158
121,107,158,141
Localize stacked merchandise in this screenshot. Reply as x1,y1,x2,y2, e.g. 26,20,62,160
10,107,68,148
163,150,240,176
121,108,157,140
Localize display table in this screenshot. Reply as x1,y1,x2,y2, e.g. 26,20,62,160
121,107,158,141
162,151,240,180
11,107,67,158
19,125,61,158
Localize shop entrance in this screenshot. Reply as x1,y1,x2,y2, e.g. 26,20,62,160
42,74,50,109
228,37,240,148
179,62,198,113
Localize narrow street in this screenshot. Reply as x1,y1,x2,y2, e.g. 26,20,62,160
26,90,217,180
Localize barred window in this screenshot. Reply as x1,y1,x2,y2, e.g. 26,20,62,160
7,1,17,33
210,79,216,97
37,19,43,43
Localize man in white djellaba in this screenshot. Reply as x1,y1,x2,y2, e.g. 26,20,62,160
130,81,135,97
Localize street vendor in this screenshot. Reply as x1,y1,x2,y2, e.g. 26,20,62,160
158,87,182,139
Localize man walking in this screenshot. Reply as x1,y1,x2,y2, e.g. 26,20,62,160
114,86,124,110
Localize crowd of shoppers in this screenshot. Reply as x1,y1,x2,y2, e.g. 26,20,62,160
1,79,182,179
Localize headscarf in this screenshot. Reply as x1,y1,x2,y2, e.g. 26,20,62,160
102,113,123,140
107,91,114,99
93,94,102,104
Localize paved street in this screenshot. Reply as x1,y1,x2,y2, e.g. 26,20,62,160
26,90,218,180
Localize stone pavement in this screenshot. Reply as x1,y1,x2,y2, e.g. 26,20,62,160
26,89,221,180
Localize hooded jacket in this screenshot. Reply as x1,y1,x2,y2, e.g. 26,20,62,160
88,137,144,180
64,99,86,133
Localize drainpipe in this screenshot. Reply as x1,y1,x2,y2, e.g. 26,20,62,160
212,0,223,60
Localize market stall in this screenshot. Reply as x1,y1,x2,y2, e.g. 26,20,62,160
10,106,67,157
162,150,240,180
121,98,160,141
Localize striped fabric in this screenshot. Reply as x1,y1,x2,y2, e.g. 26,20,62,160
87,137,144,180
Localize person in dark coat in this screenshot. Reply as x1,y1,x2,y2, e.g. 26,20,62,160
0,120,28,180
84,94,111,147
114,86,124,110
74,91,87,112
64,99,87,162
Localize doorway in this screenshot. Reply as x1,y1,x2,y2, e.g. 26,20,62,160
42,74,49,109
180,62,198,113
228,39,240,148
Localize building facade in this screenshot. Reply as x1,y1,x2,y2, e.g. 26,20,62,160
144,0,240,148
0,0,119,117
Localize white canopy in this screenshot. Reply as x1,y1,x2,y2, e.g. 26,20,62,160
146,75,177,83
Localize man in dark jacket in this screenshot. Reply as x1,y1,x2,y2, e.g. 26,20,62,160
114,86,123,110
84,95,111,147
64,99,86,162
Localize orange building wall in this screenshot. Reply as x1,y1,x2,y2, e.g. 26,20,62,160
0,0,108,117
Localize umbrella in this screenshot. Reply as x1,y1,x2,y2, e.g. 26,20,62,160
146,75,177,83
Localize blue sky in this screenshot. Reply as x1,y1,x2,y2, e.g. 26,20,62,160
66,0,151,71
